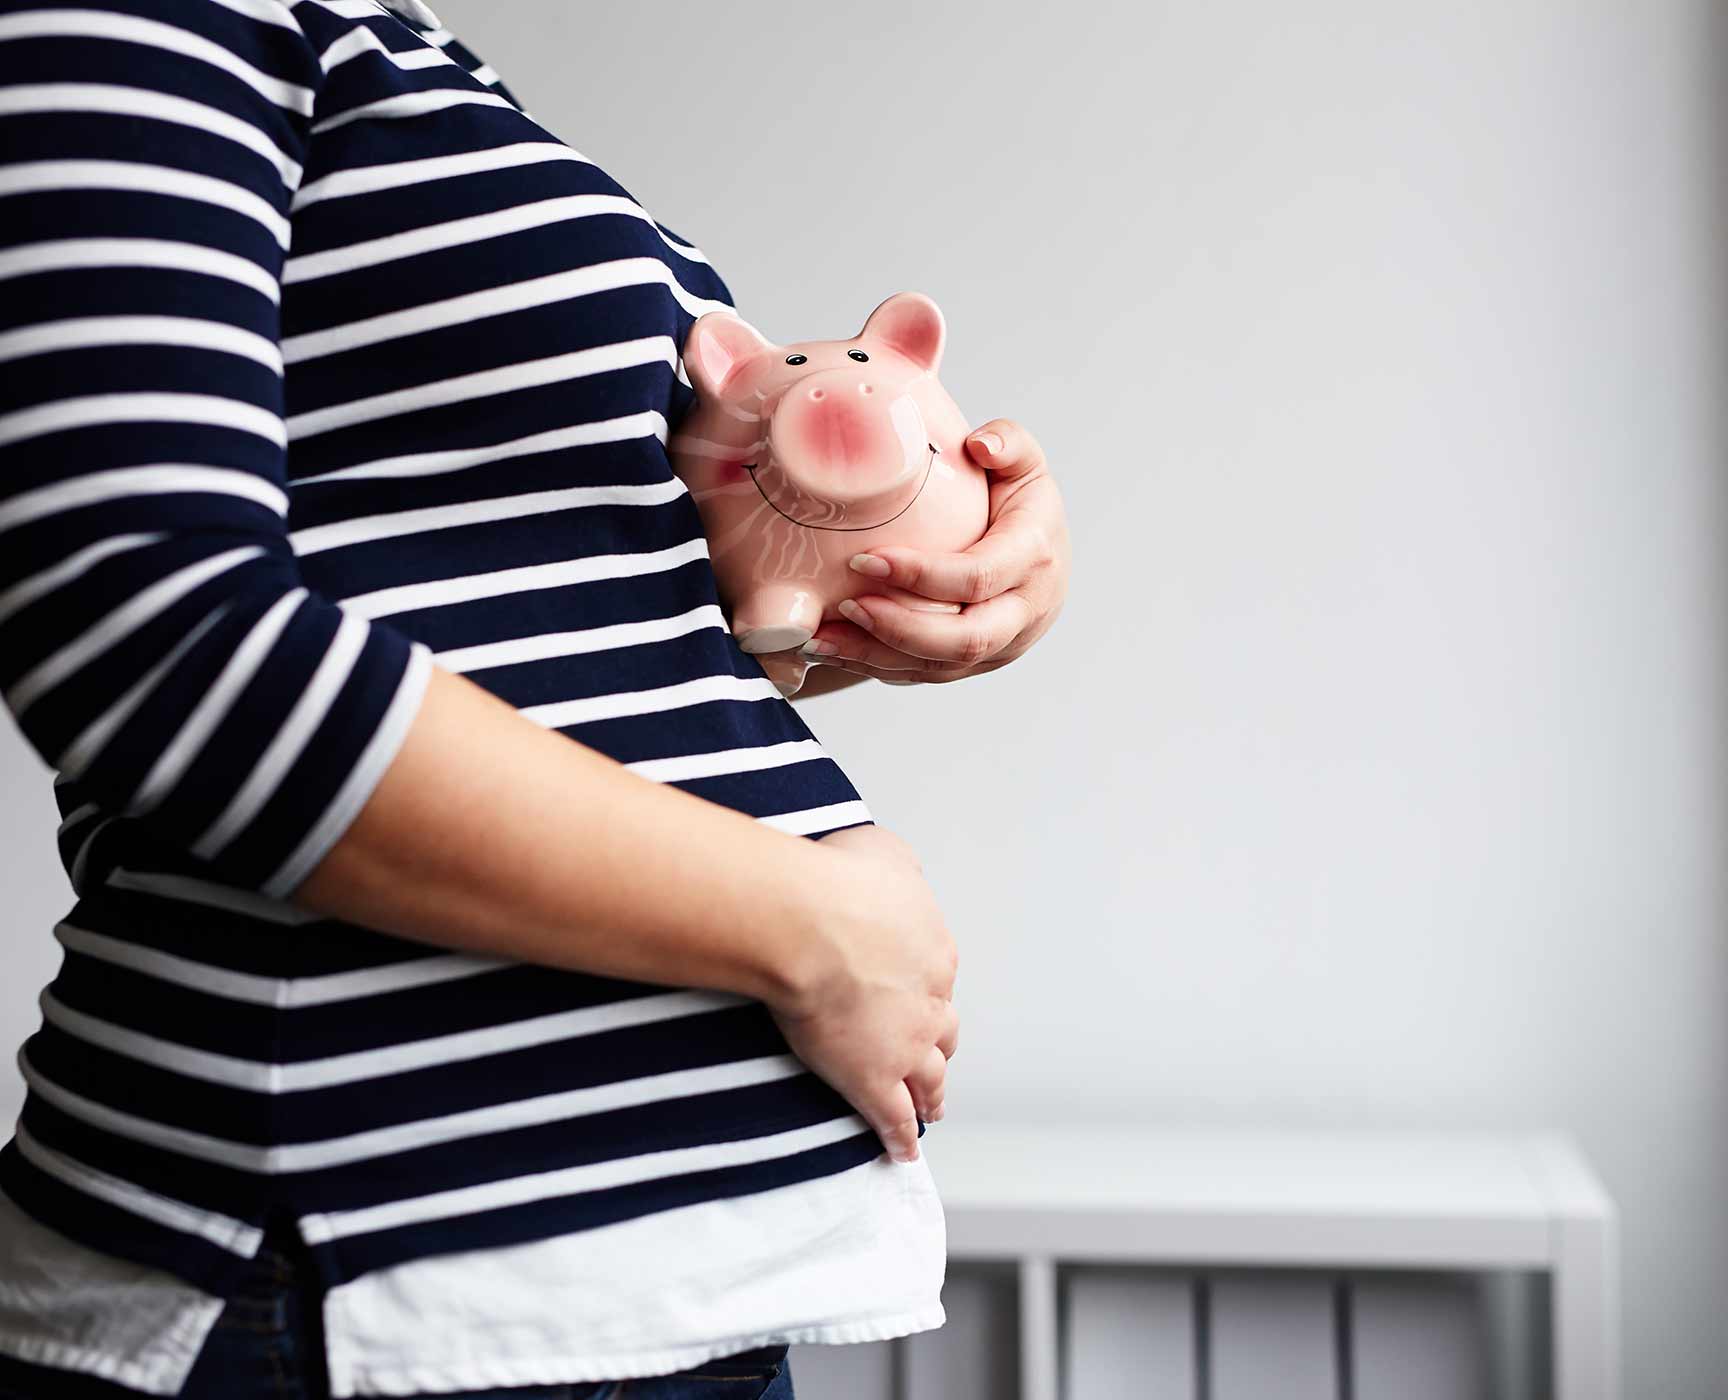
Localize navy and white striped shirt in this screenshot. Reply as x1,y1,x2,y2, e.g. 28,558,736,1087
0,1,946,1391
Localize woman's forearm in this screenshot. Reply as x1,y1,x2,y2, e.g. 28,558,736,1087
292,663,843,1007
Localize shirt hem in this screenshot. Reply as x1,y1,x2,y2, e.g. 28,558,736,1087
0,1307,220,1399
329,1300,948,1398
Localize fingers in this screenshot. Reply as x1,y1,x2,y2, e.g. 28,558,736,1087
869,1080,923,1163
800,619,916,669
801,620,958,674
906,1043,948,1125
844,528,1044,606
835,418,1051,609
912,1006,960,1125
936,1001,959,1060
806,655,979,687
832,590,1037,666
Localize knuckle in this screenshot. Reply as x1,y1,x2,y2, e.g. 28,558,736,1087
964,562,997,603
873,614,912,648
956,629,994,667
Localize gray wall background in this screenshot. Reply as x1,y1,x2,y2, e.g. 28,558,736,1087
1,0,1722,1394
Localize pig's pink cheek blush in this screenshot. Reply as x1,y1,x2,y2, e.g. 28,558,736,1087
669,292,991,658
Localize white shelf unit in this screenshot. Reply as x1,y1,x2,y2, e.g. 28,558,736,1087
892,1123,1619,1400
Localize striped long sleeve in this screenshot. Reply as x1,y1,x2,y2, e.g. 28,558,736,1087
0,0,430,897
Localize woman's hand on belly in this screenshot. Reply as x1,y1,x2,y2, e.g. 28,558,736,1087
795,418,1070,686
769,825,959,1163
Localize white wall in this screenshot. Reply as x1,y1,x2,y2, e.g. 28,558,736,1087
3,1,1722,1394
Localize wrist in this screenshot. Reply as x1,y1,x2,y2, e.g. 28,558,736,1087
737,838,851,1015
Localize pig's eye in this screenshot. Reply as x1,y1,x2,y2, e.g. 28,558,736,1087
784,353,808,365
847,350,870,363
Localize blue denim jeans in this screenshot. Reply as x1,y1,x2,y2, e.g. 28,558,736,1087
0,1216,794,1400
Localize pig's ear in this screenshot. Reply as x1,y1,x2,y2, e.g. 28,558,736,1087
860,292,945,372
684,311,772,399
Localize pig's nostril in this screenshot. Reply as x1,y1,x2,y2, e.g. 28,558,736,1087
808,387,825,401
858,383,874,396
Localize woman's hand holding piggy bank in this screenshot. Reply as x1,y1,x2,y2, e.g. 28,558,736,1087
669,293,991,694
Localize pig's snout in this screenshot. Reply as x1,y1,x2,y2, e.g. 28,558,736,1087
765,370,928,509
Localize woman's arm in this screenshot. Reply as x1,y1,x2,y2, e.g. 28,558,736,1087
296,661,851,998
294,661,959,1160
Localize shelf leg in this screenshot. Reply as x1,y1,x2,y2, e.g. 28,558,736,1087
1019,1254,1059,1400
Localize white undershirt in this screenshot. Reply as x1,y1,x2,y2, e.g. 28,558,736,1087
0,1152,946,1396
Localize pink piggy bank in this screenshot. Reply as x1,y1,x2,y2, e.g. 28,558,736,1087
669,292,989,689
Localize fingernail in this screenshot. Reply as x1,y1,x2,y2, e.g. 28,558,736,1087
880,678,916,686
906,600,962,614
849,553,891,579
800,638,838,656
970,430,1004,457
837,599,873,629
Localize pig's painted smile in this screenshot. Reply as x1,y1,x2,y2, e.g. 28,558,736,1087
741,442,940,532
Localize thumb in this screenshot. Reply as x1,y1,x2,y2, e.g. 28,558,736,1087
964,418,1046,482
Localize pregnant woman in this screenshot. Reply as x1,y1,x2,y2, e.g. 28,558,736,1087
0,2,1069,1397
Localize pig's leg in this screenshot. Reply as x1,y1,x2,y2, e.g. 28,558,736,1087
754,650,810,698
732,585,823,654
